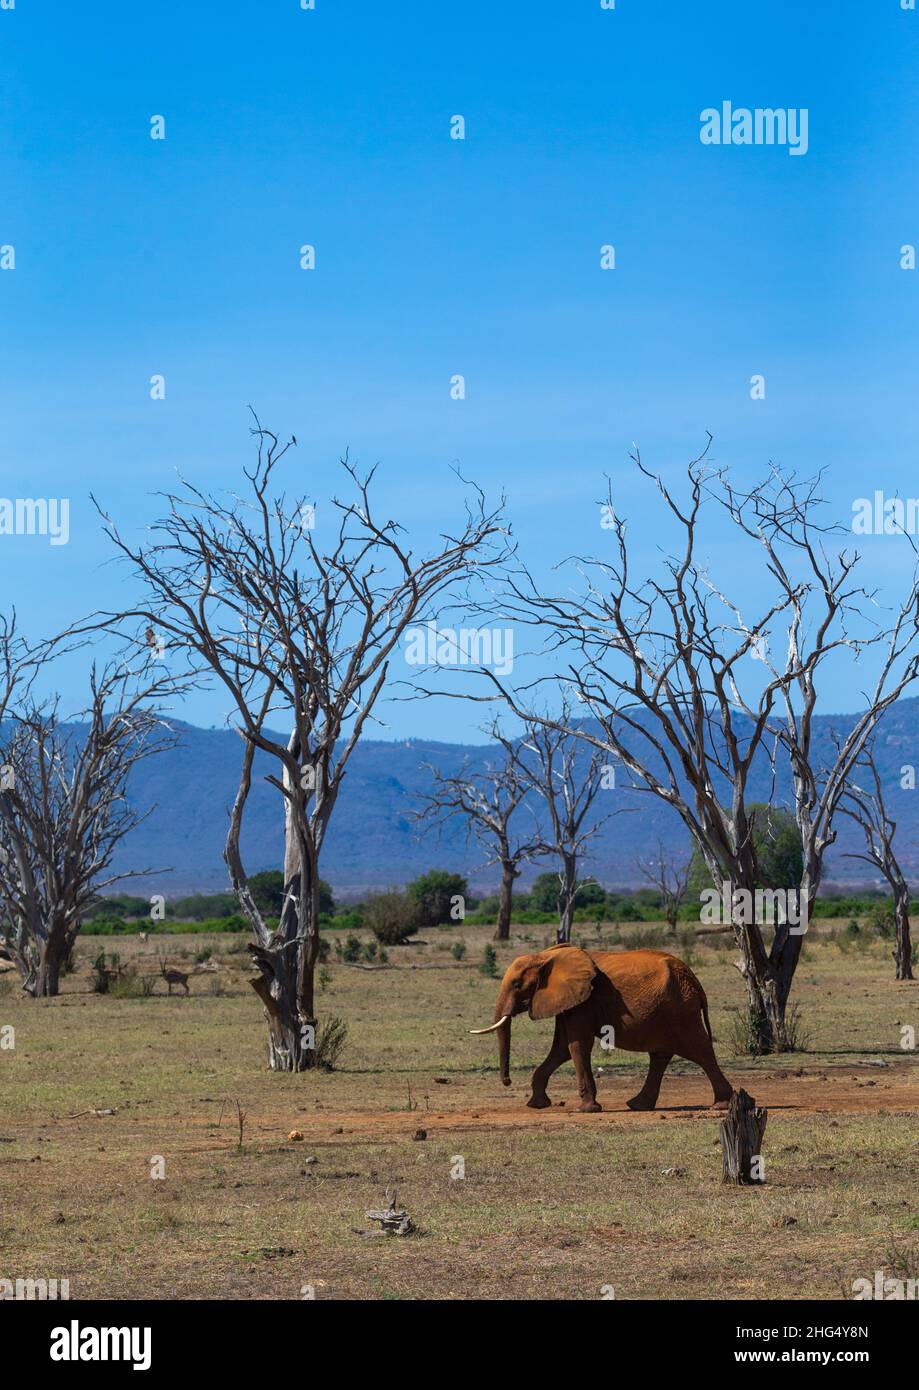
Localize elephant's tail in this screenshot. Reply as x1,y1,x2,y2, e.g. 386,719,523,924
700,989,714,1042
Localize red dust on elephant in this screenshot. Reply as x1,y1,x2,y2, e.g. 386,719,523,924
472,944,733,1112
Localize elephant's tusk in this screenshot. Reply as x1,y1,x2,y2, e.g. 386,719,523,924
470,1015,510,1035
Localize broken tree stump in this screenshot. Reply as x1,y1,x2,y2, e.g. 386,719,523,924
355,1187,415,1237
719,1088,768,1185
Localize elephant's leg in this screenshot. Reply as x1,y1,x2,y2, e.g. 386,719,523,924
677,1036,733,1108
626,1051,672,1112
568,1034,601,1113
527,1019,569,1109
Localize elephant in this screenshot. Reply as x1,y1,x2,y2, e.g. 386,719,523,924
471,944,733,1113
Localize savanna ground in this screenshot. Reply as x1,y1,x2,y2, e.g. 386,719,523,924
1,921,917,1301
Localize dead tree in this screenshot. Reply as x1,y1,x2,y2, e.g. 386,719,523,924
839,748,914,980
415,722,541,941
638,840,691,935
506,706,616,944
487,441,919,1051
97,419,507,1070
719,469,919,1010
719,1088,768,1185
0,655,178,997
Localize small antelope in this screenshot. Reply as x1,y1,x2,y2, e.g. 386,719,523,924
138,931,148,944
158,952,190,996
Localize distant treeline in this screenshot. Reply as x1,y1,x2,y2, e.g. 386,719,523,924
81,869,899,936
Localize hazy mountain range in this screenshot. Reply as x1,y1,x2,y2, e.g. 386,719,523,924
103,699,919,897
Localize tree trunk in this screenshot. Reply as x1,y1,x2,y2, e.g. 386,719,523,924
893,884,914,981
226,737,323,1072
731,881,790,1055
493,858,517,942
557,856,577,944
720,1088,768,1185
248,867,319,1072
27,929,69,999
249,947,314,1070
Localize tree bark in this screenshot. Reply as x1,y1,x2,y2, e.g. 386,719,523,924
731,880,791,1055
248,868,320,1072
893,884,914,981
557,855,577,944
720,1088,768,1185
494,857,517,942
27,928,69,999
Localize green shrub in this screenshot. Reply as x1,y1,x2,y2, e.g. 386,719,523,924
451,940,467,961
91,948,118,994
406,870,468,927
363,891,421,944
170,892,239,921
867,903,895,939
479,944,498,978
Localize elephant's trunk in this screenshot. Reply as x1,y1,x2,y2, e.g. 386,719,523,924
496,1015,511,1086
469,1011,511,1084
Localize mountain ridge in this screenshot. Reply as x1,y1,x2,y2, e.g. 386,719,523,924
98,700,919,895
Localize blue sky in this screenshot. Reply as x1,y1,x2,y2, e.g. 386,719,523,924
2,1,919,739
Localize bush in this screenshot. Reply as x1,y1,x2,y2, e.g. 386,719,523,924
626,925,668,950
479,944,498,978
363,891,421,944
726,1001,811,1057
81,915,249,936
170,892,239,921
247,871,335,917
867,903,895,939
313,1015,348,1070
451,940,467,961
529,873,561,913
91,948,119,994
338,934,362,963
111,967,153,1000
84,894,153,920
406,870,467,927
529,872,607,914
610,899,644,922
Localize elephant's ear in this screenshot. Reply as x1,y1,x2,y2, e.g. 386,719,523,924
529,946,597,1020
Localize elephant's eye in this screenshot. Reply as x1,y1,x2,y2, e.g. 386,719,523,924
511,978,521,989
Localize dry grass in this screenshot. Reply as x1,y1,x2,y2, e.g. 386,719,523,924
0,922,917,1300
